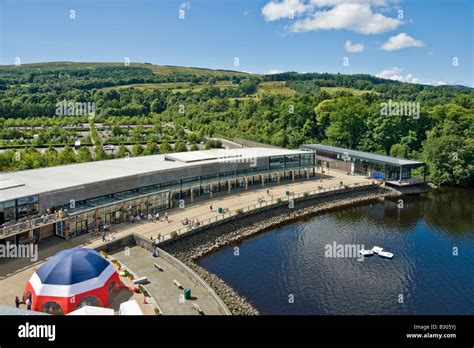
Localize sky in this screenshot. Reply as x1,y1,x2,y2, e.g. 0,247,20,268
0,0,473,87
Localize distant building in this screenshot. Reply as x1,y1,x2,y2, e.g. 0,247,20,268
301,144,426,185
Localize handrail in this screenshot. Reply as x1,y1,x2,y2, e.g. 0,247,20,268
156,247,232,315
0,212,68,238
163,180,376,242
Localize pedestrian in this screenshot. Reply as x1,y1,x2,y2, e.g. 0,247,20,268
210,204,213,211
25,297,31,310
102,231,106,242
164,212,168,222
155,212,160,221
158,233,162,242
15,296,20,308
267,189,269,195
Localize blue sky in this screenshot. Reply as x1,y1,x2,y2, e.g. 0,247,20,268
1,0,473,86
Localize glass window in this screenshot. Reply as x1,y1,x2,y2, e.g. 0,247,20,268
269,156,285,170
0,201,16,225
41,301,64,315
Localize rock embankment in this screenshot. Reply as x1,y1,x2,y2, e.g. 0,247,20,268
162,185,398,315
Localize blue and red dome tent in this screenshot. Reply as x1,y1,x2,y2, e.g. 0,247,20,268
24,248,121,314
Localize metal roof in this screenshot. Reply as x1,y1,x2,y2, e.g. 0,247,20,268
301,144,424,167
0,147,307,202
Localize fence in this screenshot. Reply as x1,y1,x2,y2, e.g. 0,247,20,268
162,181,376,242
0,212,68,239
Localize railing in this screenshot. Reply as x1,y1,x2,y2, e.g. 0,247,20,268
162,180,376,242
156,247,232,315
0,212,68,239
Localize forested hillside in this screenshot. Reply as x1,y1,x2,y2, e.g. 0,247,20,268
0,62,472,187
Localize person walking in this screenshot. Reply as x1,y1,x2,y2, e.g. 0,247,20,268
164,212,168,222
102,230,106,242
210,204,213,211
15,296,20,308
25,297,31,310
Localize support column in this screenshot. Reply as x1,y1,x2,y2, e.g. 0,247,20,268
292,170,295,182
261,175,264,187
228,180,231,194
190,188,193,204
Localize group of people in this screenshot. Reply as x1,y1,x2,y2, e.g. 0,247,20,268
131,211,169,224
15,294,31,311
181,217,200,227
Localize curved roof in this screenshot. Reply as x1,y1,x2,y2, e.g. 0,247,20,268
35,248,110,285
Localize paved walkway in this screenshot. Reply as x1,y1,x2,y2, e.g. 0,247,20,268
0,170,366,310
111,246,220,315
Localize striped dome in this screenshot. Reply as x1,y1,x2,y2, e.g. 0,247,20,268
35,248,110,285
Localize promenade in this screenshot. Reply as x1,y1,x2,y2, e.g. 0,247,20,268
0,170,365,311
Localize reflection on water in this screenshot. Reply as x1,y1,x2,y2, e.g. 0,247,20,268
199,188,474,315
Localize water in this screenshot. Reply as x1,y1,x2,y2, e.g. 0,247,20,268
199,188,474,315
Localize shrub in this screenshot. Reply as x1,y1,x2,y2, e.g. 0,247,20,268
303,192,309,197
236,208,243,215
276,198,282,204
170,231,178,239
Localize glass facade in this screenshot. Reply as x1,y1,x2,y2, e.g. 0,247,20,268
2,153,317,240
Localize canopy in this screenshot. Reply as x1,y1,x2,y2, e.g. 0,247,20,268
24,248,121,314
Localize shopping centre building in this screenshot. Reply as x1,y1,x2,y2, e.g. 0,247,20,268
0,148,316,244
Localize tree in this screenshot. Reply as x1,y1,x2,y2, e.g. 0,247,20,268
131,143,143,157
143,142,159,156
389,144,409,158
159,141,173,153
239,80,258,95
190,144,199,151
58,146,77,164
116,144,130,158
174,142,188,152
77,147,92,162
94,146,108,161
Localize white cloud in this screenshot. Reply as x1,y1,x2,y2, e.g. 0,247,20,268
344,40,364,52
433,80,446,86
376,67,420,83
289,3,402,34
262,0,308,21
264,69,284,74
380,33,424,51
310,0,392,7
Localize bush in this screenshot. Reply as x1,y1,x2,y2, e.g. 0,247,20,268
154,307,161,315
303,192,309,197
170,231,178,239
236,208,243,215
276,198,282,204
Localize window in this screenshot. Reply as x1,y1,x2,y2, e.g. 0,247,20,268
41,301,64,315
76,296,103,308
0,201,16,225
15,196,39,220
269,156,285,170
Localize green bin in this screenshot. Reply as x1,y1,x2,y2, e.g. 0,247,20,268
285,191,290,196
218,207,223,214
184,288,191,300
